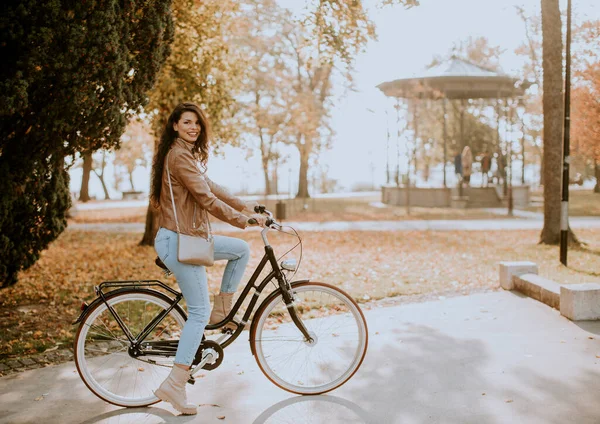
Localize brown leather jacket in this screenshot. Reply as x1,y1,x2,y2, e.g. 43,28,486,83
158,138,250,238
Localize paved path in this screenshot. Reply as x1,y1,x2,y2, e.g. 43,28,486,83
2,291,600,423
68,216,600,233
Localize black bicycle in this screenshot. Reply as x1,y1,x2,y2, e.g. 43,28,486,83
73,208,368,408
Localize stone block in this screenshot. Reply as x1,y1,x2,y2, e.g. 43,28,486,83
20,358,36,366
498,261,538,290
560,283,600,321
6,360,22,369
514,274,561,310
450,196,469,209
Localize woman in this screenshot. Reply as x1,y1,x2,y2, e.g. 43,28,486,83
150,102,267,415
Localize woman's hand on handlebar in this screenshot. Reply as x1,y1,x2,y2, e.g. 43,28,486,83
247,213,268,228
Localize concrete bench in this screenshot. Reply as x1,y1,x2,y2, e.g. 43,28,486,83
498,261,600,321
560,283,600,321
122,191,144,200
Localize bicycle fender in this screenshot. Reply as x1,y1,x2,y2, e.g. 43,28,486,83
72,288,186,325
249,279,310,357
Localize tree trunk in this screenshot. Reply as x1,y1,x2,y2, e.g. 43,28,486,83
94,171,110,200
140,138,160,246
92,151,110,200
128,169,136,192
79,152,92,202
296,151,310,198
296,134,310,198
539,0,564,245
263,159,273,196
139,202,159,246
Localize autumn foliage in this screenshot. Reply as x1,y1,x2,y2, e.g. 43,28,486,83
572,63,600,171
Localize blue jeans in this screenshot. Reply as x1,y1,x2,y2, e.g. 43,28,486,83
154,227,250,366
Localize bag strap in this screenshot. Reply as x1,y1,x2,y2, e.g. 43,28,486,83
166,150,212,240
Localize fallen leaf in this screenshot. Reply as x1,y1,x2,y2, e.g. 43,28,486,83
199,403,221,408
217,416,225,420
237,371,244,375
481,393,486,396
506,399,513,403
138,367,145,372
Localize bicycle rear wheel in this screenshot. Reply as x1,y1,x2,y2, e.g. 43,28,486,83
250,282,368,395
74,290,186,407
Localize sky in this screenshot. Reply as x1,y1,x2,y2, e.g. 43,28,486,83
71,0,600,199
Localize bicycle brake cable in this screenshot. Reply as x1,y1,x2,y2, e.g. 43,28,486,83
274,225,303,283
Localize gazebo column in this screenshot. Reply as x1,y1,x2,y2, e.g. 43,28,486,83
442,97,448,188
460,99,467,151
495,98,505,195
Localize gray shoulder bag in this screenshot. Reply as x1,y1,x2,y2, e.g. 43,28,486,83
166,152,214,266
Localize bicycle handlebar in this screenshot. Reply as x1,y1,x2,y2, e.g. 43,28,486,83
252,204,277,228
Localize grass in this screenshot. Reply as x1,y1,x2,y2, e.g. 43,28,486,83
2,226,600,359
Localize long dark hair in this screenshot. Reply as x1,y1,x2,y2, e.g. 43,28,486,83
150,102,211,208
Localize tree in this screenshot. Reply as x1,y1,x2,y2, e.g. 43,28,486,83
281,0,377,198
236,0,295,195
515,6,545,186
1,0,173,287
572,62,600,192
140,0,246,246
114,119,152,192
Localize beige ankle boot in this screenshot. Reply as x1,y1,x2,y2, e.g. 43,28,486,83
209,292,237,330
154,366,197,415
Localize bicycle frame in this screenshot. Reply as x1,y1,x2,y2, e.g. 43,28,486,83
76,240,312,358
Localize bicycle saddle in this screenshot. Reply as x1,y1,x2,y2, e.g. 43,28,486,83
155,256,169,271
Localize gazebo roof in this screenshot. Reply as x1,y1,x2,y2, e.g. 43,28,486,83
377,57,529,100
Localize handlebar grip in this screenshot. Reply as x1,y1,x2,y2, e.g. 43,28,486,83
265,218,274,227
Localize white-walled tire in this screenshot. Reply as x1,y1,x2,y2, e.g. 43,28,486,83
74,291,186,407
250,282,368,395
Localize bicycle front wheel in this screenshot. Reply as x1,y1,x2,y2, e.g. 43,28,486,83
250,282,368,395
74,290,186,407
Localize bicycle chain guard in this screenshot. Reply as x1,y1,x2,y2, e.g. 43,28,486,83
192,339,224,370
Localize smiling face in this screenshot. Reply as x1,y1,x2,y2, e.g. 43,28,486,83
173,111,201,144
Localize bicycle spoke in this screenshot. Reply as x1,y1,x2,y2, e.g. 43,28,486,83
75,292,186,407
253,283,367,395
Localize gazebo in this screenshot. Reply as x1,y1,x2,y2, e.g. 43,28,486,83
376,56,532,210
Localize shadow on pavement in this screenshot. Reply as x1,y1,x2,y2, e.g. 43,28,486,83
345,322,600,423
252,394,373,424
78,406,195,424
573,320,600,336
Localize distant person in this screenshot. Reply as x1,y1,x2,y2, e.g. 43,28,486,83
461,146,473,186
481,152,491,187
454,152,463,182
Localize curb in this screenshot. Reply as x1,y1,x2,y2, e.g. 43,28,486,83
0,348,74,377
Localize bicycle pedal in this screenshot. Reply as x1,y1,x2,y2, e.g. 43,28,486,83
163,270,172,277
187,376,195,385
